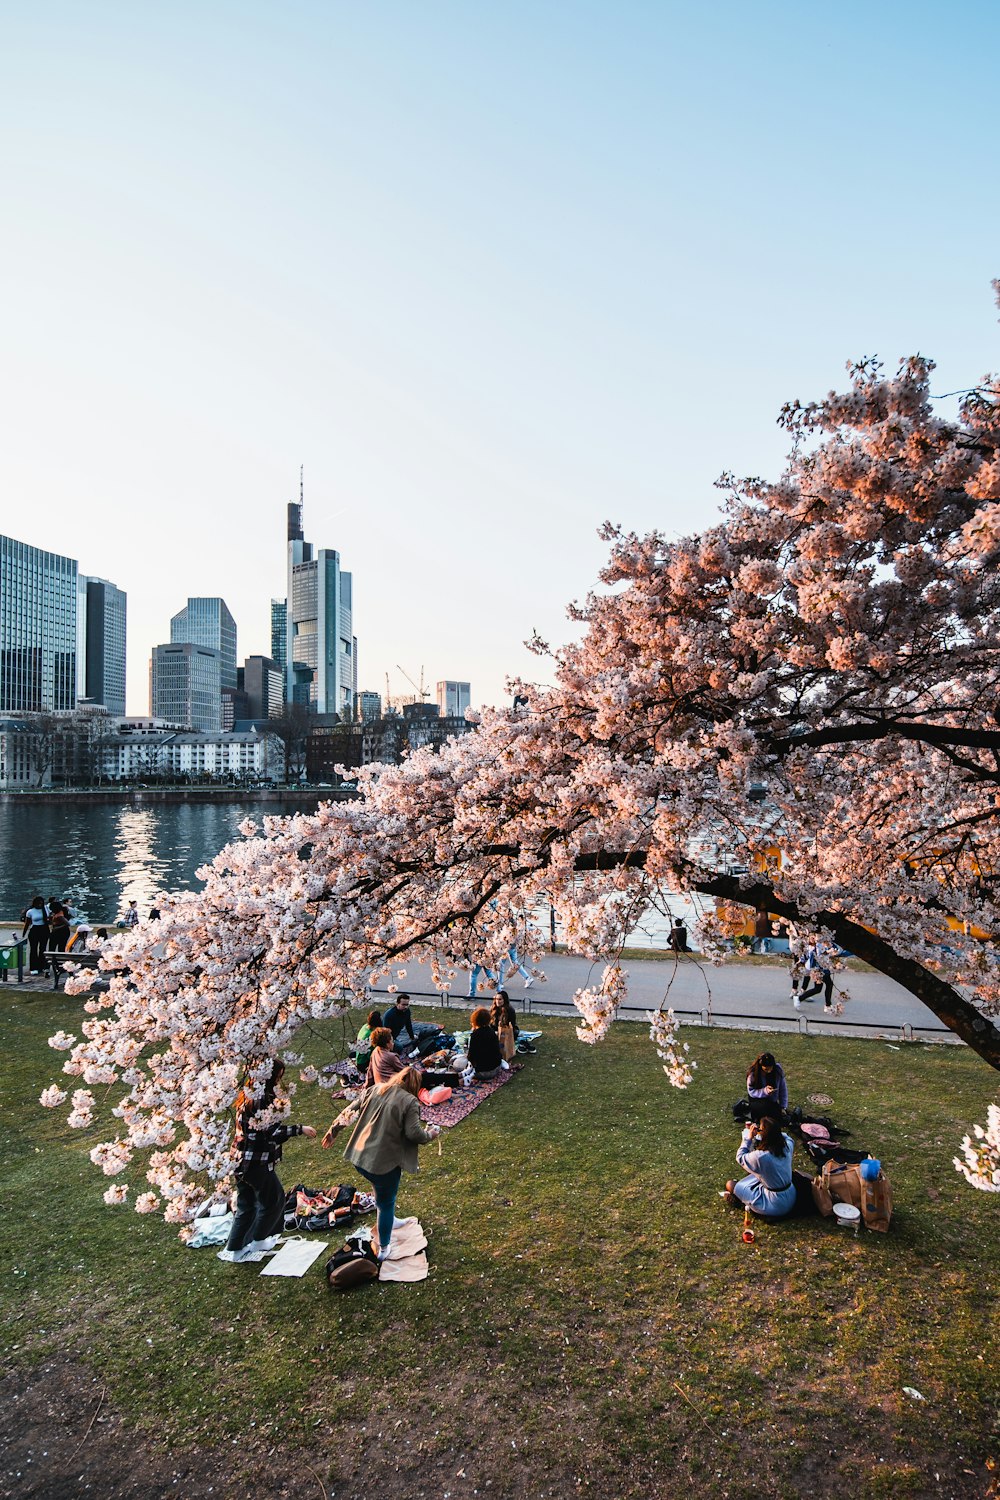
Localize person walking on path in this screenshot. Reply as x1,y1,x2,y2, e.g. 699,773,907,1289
497,944,535,988
800,934,838,1012
326,1067,440,1261
22,896,49,974
467,958,499,998
219,1061,316,1263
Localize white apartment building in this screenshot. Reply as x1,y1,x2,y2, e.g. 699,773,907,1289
99,731,281,783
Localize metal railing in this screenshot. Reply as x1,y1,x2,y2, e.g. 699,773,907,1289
364,986,960,1045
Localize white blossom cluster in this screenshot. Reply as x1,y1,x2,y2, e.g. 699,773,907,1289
573,965,628,1045
647,1009,696,1089
954,1103,1000,1191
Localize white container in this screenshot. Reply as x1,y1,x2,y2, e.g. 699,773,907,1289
833,1202,861,1231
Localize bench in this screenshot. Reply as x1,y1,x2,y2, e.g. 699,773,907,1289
47,951,124,993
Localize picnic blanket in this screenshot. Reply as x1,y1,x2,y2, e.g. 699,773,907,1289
420,1067,513,1127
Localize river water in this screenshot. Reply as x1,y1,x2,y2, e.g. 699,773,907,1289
0,798,697,944
0,800,267,921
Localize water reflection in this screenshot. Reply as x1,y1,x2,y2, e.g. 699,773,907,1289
0,801,263,920
0,799,700,947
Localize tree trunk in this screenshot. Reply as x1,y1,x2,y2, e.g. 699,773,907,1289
692,873,1000,1072
562,849,1000,1071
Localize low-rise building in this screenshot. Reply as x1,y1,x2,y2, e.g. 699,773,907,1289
98,729,281,783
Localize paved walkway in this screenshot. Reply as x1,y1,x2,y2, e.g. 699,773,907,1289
383,952,961,1044
3,944,962,1045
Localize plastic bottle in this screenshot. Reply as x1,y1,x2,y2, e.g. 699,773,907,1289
742,1207,755,1244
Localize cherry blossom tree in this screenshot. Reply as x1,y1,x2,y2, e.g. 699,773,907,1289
45,289,1000,1212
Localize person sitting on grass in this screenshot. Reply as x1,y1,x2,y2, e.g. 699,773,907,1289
365,1027,410,1087
355,1008,383,1071
382,992,444,1053
746,1052,788,1121
467,1006,505,1080
723,1116,796,1220
219,1061,317,1263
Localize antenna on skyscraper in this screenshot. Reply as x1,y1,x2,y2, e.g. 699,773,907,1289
300,465,304,507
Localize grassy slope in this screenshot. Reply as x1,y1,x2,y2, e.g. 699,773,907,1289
1,991,997,1499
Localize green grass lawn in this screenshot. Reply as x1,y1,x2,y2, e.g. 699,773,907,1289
1,991,998,1499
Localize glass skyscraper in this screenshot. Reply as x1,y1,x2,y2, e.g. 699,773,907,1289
170,598,237,692
286,498,356,716
270,598,287,679
0,534,78,713
82,577,127,715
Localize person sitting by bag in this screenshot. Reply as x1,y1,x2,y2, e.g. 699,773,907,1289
354,1009,383,1071
467,1007,505,1080
364,1028,410,1087
723,1116,797,1220
746,1052,788,1121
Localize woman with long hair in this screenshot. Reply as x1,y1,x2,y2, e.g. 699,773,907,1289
219,1061,316,1263
22,895,49,975
355,1008,384,1070
724,1115,797,1219
467,1006,504,1080
746,1052,788,1120
326,1067,440,1260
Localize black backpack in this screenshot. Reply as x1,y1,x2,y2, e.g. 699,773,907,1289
325,1240,379,1290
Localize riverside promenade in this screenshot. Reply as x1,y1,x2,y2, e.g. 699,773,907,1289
380,951,961,1044
4,939,961,1045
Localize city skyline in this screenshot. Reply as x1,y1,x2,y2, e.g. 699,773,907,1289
3,4,1000,717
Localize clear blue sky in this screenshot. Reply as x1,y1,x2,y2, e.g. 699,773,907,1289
2,1,998,713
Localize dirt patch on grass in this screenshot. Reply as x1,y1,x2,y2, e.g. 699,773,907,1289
3,1351,994,1500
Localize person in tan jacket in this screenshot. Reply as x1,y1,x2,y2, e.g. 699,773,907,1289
323,1068,440,1260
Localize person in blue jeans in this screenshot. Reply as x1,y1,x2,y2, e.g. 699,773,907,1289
497,946,535,988
329,1068,440,1260
467,959,498,998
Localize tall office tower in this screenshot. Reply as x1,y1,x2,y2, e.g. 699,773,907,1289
270,599,287,680
170,598,237,692
285,493,355,717
437,680,471,718
356,690,381,722
0,534,78,713
243,655,284,720
79,577,127,715
150,643,222,732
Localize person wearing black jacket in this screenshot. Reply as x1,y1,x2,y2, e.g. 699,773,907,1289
22,896,49,974
383,995,417,1049
219,1062,316,1263
467,1007,504,1080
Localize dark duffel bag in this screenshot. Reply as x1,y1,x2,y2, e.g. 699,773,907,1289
326,1241,379,1290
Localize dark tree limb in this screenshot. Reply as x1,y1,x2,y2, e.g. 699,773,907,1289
692,873,1000,1071
769,719,1000,757
562,849,1000,1070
